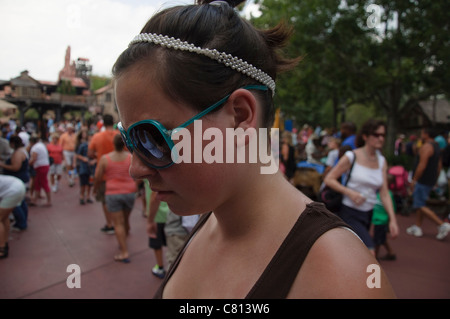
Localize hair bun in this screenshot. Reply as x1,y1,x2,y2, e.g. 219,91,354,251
197,0,246,8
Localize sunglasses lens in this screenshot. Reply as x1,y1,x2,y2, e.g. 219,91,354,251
129,123,173,168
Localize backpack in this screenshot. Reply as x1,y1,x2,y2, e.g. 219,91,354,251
388,166,409,197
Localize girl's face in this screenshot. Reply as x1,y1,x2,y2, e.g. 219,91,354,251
365,126,386,149
114,63,240,215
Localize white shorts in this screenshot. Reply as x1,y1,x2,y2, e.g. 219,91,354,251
0,180,26,209
49,163,64,176
63,150,75,167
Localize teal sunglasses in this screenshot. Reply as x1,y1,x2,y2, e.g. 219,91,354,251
118,85,268,169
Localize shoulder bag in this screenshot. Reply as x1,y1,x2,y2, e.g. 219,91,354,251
319,151,356,212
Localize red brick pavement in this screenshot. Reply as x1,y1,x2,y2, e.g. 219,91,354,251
0,178,449,299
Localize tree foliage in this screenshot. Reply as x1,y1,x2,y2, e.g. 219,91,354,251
251,0,450,152
90,75,111,92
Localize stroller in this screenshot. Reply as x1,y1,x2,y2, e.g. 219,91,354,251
387,165,411,215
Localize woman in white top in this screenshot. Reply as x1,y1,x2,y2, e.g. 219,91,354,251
29,136,51,206
324,119,399,254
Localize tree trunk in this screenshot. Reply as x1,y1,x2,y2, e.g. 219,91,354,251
332,95,339,129
386,113,397,156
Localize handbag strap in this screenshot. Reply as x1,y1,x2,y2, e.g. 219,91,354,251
343,151,356,187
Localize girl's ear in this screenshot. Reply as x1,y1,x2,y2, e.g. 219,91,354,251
222,88,259,147
225,88,258,131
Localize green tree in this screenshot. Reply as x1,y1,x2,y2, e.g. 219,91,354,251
56,79,76,95
252,0,450,153
90,75,111,91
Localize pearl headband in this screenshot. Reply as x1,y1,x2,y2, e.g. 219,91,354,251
129,33,276,96
209,0,229,6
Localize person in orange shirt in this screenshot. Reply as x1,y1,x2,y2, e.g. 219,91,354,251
88,114,119,234
47,133,64,192
59,123,77,187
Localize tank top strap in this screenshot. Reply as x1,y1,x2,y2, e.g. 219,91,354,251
153,204,349,299
246,202,349,299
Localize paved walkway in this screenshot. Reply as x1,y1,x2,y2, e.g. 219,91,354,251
1,178,449,299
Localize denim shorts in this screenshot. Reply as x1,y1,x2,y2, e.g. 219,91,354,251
338,204,374,250
105,193,135,213
412,183,432,209
373,224,388,246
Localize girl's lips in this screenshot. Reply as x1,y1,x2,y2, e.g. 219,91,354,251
154,190,174,201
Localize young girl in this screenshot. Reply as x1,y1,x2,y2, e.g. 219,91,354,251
113,0,396,298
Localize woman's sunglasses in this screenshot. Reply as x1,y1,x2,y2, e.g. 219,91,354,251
371,133,386,138
118,85,268,169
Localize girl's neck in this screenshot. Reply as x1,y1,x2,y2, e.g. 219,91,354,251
211,169,306,240
363,145,377,155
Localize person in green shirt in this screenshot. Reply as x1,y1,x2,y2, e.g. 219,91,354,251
372,184,397,261
145,179,168,278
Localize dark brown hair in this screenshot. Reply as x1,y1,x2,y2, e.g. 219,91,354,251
113,133,125,151
113,0,299,128
9,135,24,149
355,119,386,147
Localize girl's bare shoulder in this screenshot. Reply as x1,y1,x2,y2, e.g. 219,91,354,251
288,227,396,299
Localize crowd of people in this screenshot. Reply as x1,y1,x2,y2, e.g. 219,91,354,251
0,114,199,280
279,120,450,258
1,114,449,265
1,0,448,300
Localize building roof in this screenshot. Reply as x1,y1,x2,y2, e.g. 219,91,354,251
418,99,450,125
72,77,88,88
39,80,57,86
60,77,88,88
11,71,41,88
0,99,18,110
94,83,112,95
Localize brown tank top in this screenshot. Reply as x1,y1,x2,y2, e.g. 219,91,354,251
154,202,349,299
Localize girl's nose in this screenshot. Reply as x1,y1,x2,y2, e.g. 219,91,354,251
128,152,158,180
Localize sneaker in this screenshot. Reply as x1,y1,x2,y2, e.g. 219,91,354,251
379,253,397,261
100,225,115,235
406,225,423,237
152,265,166,279
80,199,85,205
11,226,26,233
52,185,57,193
436,222,450,240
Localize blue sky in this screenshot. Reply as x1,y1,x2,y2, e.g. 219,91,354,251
0,0,259,81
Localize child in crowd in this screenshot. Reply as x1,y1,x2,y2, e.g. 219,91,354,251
146,184,168,278
372,174,397,261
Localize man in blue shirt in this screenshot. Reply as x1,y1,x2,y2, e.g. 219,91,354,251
340,122,357,150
